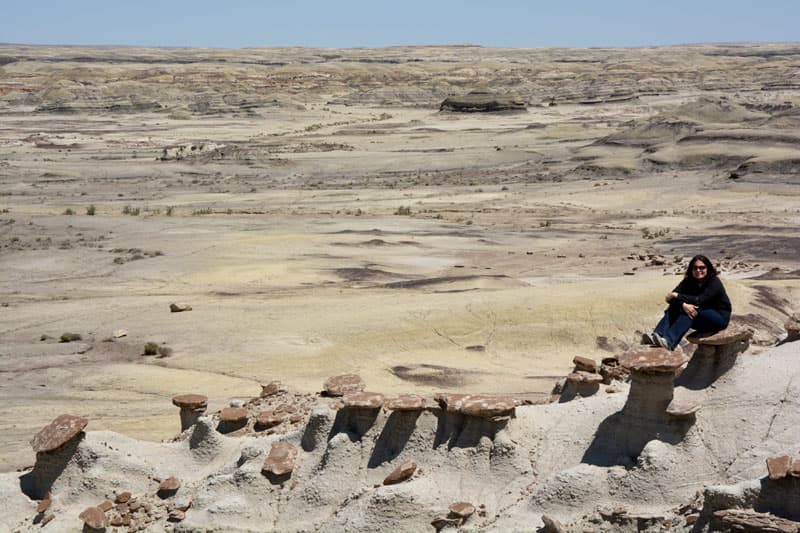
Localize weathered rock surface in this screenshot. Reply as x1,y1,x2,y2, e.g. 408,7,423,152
383,460,417,485
384,393,426,411
262,441,298,476
323,373,365,396
30,414,88,453
79,506,108,529
713,509,800,533
440,91,527,113
169,302,192,312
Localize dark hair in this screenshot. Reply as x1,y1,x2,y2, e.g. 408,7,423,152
684,254,718,280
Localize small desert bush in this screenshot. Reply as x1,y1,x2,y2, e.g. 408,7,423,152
192,208,213,216
63,208,75,215
86,205,96,215
122,205,140,216
165,206,174,216
60,332,82,343
143,342,160,356
394,205,412,216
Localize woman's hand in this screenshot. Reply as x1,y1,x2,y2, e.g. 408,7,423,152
682,302,698,319
665,291,678,303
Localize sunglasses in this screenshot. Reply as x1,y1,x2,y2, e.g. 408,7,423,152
692,265,707,271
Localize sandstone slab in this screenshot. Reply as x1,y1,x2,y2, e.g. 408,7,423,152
31,414,88,453
383,460,417,485
262,441,298,476
323,373,365,396
618,348,688,373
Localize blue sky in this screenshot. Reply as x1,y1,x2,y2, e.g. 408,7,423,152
2,0,799,49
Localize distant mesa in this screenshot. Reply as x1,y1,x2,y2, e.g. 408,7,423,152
440,90,527,113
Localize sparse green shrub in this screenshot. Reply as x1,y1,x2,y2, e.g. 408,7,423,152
394,205,412,216
143,342,159,356
63,208,75,215
192,208,213,216
86,205,96,215
122,205,140,216
165,206,174,216
60,332,82,343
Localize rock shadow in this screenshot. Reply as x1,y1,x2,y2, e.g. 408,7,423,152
581,411,694,467
675,344,743,390
328,407,381,442
368,411,422,468
20,435,83,500
433,411,508,450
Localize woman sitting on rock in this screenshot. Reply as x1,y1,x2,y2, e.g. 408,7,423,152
651,254,731,350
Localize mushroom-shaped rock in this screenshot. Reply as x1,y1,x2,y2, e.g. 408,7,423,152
262,441,298,477
449,501,476,519
260,381,285,397
256,410,286,429
618,348,688,421
31,414,88,453
384,394,426,411
323,373,365,396
383,460,417,485
618,348,688,374
79,506,108,530
682,322,753,387
573,356,598,373
343,391,384,410
767,455,792,480
169,302,192,312
172,394,208,432
458,395,517,418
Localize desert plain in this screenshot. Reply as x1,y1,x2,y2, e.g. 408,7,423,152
0,41,799,483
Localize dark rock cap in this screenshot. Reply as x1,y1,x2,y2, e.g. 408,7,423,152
383,460,417,485
343,391,385,409
79,506,108,529
618,348,688,373
256,410,286,428
767,455,792,480
449,501,476,518
458,395,517,418
687,323,753,345
31,414,88,453
323,373,365,396
172,394,208,409
384,394,426,411
219,407,248,423
262,441,298,476
159,476,182,491
573,356,598,373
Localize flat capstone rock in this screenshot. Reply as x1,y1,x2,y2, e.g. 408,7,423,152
262,441,298,476
566,371,604,384
713,509,800,533
343,391,385,409
383,460,417,485
159,476,181,492
256,410,287,428
219,406,248,423
449,501,476,518
687,323,753,345
31,414,88,453
767,455,792,480
323,373,365,397
458,395,517,418
618,348,688,373
172,394,208,410
384,394,426,411
573,355,598,373
169,302,192,312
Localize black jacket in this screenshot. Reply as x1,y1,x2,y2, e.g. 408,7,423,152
673,276,732,321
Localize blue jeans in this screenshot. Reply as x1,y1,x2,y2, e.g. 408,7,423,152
654,304,729,350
